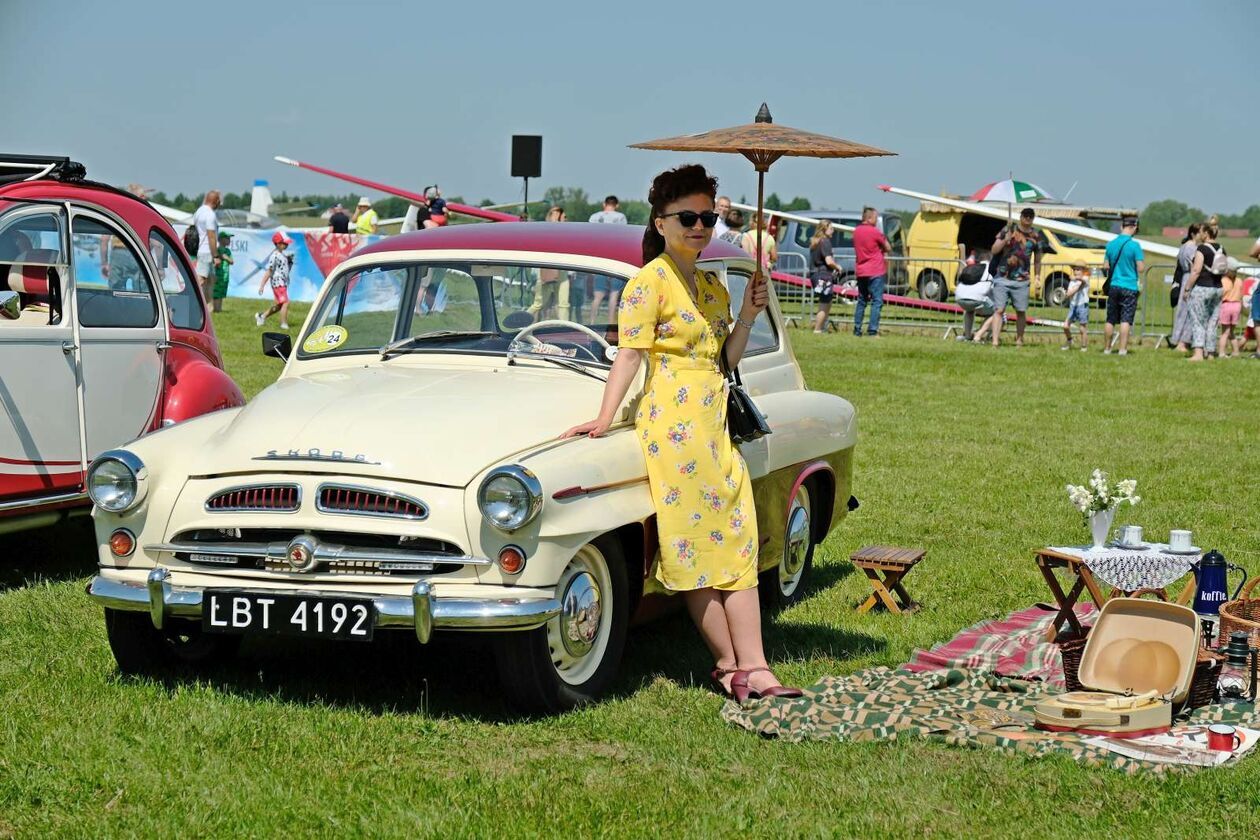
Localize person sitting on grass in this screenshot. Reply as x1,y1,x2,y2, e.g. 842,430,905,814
1061,263,1090,351
954,254,994,342
255,231,292,331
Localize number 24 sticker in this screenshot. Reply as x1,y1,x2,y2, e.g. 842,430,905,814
302,325,348,353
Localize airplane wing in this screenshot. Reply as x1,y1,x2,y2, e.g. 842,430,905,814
731,203,856,233
878,185,1184,260
274,156,520,223
151,201,192,225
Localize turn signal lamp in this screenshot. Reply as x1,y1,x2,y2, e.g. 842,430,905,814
109,529,136,558
497,546,526,575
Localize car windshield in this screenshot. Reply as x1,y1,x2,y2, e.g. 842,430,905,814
299,260,636,365
793,220,858,250
1050,227,1106,249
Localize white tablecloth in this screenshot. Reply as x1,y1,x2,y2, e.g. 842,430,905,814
1048,543,1199,592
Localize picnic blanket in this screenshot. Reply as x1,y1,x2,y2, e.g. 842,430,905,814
721,667,1260,774
902,603,1097,689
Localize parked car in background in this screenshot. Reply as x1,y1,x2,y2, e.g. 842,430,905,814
0,154,245,535
86,223,858,713
903,202,1132,304
773,209,907,296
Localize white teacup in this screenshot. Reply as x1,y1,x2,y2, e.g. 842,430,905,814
1116,524,1143,546
1169,530,1193,552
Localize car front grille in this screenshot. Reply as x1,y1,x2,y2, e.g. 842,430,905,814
316,484,428,520
162,528,472,577
205,484,301,513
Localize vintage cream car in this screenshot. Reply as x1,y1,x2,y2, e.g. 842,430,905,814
87,224,857,712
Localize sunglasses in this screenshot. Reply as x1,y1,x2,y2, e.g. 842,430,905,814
660,210,720,229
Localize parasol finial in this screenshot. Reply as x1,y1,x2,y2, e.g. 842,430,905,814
754,103,773,124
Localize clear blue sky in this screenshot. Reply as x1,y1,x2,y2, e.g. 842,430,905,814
3,0,1256,214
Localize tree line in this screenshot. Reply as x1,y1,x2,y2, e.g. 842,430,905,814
148,187,1256,236
148,186,813,225
1137,199,1260,235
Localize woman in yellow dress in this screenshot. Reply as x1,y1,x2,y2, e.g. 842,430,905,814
564,165,801,701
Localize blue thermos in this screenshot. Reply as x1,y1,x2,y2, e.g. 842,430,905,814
1193,550,1247,644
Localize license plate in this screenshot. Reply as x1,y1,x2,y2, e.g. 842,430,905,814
202,591,374,641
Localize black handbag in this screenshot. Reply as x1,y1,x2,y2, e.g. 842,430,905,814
719,341,771,444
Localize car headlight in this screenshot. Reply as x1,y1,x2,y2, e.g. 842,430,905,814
477,465,542,532
87,450,148,513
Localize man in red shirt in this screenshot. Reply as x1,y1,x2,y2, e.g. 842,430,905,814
852,206,891,336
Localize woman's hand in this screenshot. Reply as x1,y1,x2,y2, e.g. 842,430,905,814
741,274,769,319
561,416,611,439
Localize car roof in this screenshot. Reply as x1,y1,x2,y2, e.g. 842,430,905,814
354,221,749,267
0,178,168,226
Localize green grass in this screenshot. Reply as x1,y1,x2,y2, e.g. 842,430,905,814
3,308,1259,837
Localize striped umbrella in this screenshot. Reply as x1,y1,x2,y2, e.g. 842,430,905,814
969,179,1054,204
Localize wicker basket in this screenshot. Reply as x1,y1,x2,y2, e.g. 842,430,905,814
1219,577,1260,647
1056,630,1090,693
1058,628,1223,710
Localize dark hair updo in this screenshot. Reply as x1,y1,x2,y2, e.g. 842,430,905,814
642,164,719,265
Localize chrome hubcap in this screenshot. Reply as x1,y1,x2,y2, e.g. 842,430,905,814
780,491,811,597
547,545,612,686
559,571,601,658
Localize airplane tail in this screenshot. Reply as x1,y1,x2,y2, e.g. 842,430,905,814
250,180,274,219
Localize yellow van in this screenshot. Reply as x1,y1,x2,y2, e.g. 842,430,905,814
903,202,1133,305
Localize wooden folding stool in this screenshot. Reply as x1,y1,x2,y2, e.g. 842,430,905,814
850,545,925,614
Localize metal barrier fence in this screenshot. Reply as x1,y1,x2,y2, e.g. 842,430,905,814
770,252,811,327
770,254,1183,344
1139,262,1180,344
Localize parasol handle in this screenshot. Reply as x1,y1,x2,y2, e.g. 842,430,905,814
754,168,765,285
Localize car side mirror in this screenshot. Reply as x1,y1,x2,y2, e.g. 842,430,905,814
262,331,292,360
0,290,18,321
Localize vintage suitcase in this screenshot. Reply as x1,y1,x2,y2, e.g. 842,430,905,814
1035,598,1201,737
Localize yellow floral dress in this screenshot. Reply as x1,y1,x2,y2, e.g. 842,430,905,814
618,254,758,592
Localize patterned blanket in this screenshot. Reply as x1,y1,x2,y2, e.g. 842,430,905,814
902,603,1097,689
721,667,1260,773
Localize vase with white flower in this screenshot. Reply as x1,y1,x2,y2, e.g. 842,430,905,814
1065,470,1140,549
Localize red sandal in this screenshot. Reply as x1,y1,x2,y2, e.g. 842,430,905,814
710,667,737,699
729,668,804,702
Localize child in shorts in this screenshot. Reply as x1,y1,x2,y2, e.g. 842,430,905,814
1061,263,1090,351
256,231,292,330
1218,264,1244,357
212,231,233,313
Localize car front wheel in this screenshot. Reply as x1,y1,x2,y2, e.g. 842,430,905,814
1042,273,1069,307
104,608,242,674
918,270,946,302
760,483,815,611
493,535,629,713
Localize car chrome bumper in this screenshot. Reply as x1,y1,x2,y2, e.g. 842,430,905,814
87,568,561,644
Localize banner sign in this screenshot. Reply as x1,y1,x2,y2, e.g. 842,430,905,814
181,226,385,302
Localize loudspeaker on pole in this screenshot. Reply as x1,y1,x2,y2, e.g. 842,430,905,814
511,135,542,179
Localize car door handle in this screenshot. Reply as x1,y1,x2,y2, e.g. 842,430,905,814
61,341,77,354
156,340,172,352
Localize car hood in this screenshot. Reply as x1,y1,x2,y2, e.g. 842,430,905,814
192,361,605,487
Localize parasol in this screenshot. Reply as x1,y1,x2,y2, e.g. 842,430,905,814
630,103,894,278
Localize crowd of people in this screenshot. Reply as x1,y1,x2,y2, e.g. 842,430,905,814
1169,219,1258,360
194,183,1258,358
941,208,1259,358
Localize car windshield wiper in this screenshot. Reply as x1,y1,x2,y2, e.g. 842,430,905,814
506,345,608,382
380,331,497,359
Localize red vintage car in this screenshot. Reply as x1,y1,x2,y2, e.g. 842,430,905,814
0,154,244,535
